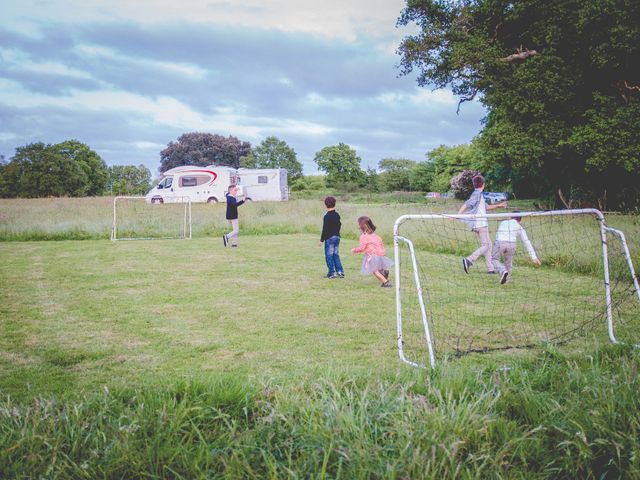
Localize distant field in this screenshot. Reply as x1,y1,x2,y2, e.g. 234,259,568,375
1,197,639,478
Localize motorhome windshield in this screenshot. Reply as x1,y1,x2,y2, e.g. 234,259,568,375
158,177,172,189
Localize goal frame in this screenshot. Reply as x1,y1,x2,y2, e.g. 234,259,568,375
393,208,640,368
111,196,192,241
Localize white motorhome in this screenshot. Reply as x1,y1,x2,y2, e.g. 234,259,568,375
236,168,288,201
146,165,239,204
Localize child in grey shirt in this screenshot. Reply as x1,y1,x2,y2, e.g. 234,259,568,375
459,175,507,274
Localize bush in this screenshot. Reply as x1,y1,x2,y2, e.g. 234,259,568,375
451,169,481,199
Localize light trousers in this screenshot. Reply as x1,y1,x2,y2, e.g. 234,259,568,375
467,226,493,272
226,219,239,246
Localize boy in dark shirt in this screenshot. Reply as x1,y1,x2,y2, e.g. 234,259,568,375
223,185,245,247
319,196,344,278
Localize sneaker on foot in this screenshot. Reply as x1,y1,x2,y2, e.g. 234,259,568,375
337,272,345,278
381,281,392,288
462,258,471,274
327,273,338,279
231,245,238,248
500,271,509,284
222,234,228,247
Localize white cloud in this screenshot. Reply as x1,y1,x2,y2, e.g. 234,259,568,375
377,88,457,108
4,0,412,43
302,93,352,110
1,47,94,80
133,141,165,150
74,44,208,79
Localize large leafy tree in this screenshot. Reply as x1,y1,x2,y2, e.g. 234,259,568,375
0,143,90,197
160,133,251,172
50,140,108,196
107,165,152,195
0,141,107,198
426,144,478,192
409,161,436,192
240,136,303,181
314,143,365,188
378,158,416,191
398,0,640,208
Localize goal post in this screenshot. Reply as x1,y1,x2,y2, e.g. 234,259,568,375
111,196,192,241
393,208,640,368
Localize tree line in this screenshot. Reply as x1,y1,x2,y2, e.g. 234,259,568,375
2,131,614,201
0,141,152,198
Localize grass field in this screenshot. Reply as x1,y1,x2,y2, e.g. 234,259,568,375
1,197,639,478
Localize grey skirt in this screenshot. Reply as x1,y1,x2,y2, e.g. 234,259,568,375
360,253,394,275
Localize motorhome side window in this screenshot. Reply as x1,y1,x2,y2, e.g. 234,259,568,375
181,176,197,187
180,175,211,187
258,176,268,184
159,177,172,189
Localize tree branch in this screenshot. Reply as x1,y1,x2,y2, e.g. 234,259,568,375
557,188,571,209
456,87,479,114
499,48,537,62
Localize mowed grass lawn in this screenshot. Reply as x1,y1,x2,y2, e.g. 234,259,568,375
1,198,639,478
0,234,399,397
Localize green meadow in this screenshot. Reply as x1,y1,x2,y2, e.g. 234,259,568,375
1,197,639,479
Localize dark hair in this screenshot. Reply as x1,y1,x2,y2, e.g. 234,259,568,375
513,210,522,222
324,196,336,208
472,175,485,188
357,216,376,233
228,184,237,191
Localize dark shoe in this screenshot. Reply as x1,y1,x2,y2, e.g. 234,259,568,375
500,271,509,284
327,273,337,279
231,245,238,248
487,271,496,274
382,270,389,280
337,272,345,278
223,234,228,247
381,281,392,288
462,258,471,274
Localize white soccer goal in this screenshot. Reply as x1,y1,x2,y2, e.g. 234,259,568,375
111,196,192,241
394,208,640,368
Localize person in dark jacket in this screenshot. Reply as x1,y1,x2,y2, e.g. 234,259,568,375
223,185,245,247
319,196,344,278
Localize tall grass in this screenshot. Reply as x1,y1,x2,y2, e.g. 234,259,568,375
0,196,452,242
1,346,638,479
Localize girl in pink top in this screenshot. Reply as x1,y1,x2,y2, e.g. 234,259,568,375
351,216,393,288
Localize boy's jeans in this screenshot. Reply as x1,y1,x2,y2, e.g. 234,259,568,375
324,235,344,276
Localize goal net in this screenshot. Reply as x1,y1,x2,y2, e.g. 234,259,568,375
394,209,640,368
111,196,192,241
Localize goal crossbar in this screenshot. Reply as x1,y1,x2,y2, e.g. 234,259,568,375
393,208,640,368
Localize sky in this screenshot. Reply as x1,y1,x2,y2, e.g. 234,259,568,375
0,0,486,176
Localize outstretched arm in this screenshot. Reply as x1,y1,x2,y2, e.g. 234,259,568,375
487,201,507,210
520,228,540,265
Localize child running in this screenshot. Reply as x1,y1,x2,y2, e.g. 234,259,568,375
351,216,393,288
459,174,507,274
492,213,541,284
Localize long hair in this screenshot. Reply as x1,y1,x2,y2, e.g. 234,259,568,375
357,216,376,234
